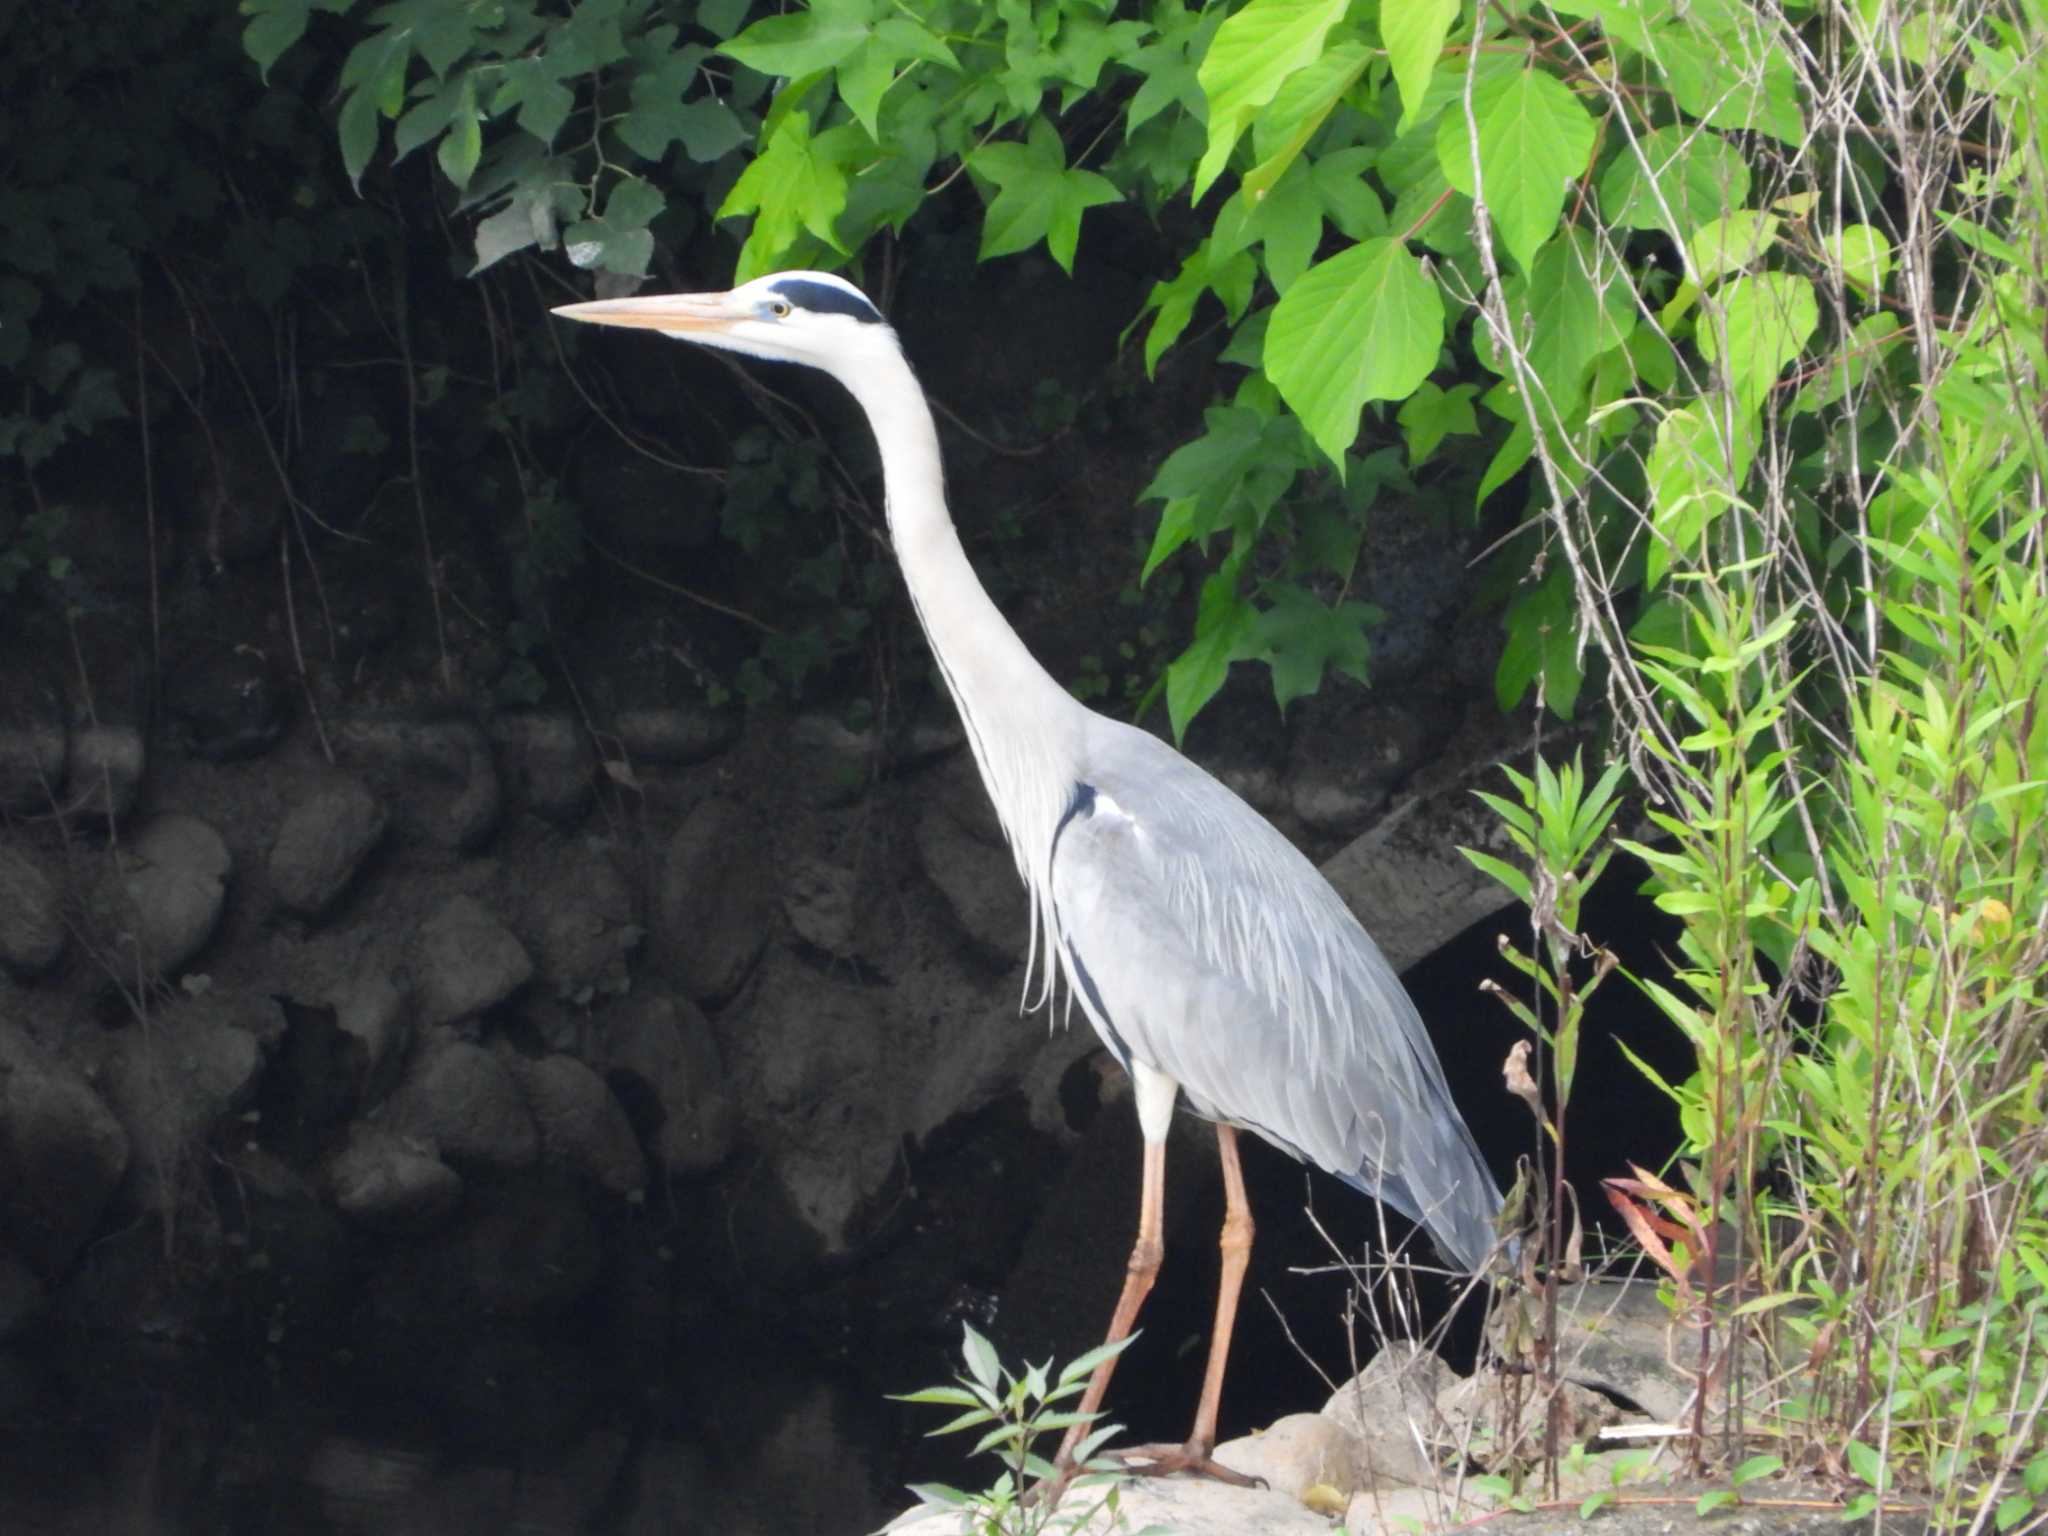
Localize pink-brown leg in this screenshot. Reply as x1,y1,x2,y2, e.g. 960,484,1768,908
1047,1137,1167,1492
1111,1124,1263,1486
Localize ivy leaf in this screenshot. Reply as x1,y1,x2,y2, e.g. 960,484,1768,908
717,111,854,278
1135,239,1259,374
972,118,1121,274
1125,5,1221,132
720,0,874,78
1141,406,1308,578
1380,0,1458,132
1699,271,1818,411
435,76,482,190
561,177,664,279
1167,560,1256,742
839,18,957,139
1266,237,1444,469
1599,124,1751,236
1193,0,1350,202
1398,380,1479,466
1436,66,1597,271
1251,586,1379,711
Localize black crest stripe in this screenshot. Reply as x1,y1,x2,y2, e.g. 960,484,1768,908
767,278,883,324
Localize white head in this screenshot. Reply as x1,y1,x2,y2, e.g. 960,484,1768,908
552,270,902,386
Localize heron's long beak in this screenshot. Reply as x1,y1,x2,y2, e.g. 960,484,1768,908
550,292,744,334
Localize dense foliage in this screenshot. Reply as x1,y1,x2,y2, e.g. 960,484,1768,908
1,0,2037,1522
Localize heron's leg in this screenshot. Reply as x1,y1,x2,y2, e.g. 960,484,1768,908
1107,1123,1263,1488
1049,1136,1166,1481
1188,1122,1254,1453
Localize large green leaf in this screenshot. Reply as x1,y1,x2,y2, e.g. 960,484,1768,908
1242,42,1372,197
1599,124,1751,235
1250,586,1379,710
1698,271,1818,410
1266,237,1444,467
721,0,874,77
1397,380,1479,466
971,118,1120,274
1380,0,1459,132
1192,0,1349,202
1435,66,1597,271
717,111,854,278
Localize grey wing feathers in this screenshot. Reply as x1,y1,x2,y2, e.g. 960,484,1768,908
1051,720,1502,1273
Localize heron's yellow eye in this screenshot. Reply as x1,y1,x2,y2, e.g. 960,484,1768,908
769,297,792,317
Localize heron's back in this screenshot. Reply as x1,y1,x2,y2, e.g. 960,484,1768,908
1049,717,1501,1271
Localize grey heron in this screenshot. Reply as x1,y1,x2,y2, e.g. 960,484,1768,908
554,271,1507,1489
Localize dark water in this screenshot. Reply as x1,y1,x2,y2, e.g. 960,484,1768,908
0,1330,911,1536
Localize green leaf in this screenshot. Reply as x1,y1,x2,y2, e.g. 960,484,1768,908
1435,66,1596,271
717,110,854,278
1699,271,1818,410
1242,41,1372,198
1381,0,1459,133
242,0,317,82
1460,846,1534,904
1599,125,1751,236
1476,228,1636,412
1497,562,1581,716
1845,1439,1884,1489
1167,565,1255,741
1695,1489,1738,1516
1685,210,1781,287
1138,240,1259,375
1249,586,1378,710
1193,0,1350,202
1213,163,1324,291
1398,381,1479,465
961,1323,1001,1391
1645,403,1755,585
721,0,873,77
435,77,482,190
1652,16,1804,145
1732,1454,1783,1486
973,118,1120,275
1266,237,1444,468
1824,222,1894,292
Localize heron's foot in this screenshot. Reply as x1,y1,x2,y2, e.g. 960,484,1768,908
1108,1440,1266,1488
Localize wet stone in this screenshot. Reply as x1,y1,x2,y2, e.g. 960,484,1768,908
652,798,771,1005
269,778,387,918
381,1033,539,1172
97,812,232,980
326,1123,462,1234
511,1053,647,1196
602,991,734,1176
0,841,65,976
0,1018,130,1277
412,894,533,1026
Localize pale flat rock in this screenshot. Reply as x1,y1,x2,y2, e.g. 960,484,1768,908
1215,1411,1369,1499
883,1468,1334,1535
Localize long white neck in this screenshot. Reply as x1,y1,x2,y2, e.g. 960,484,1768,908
836,337,1084,1004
